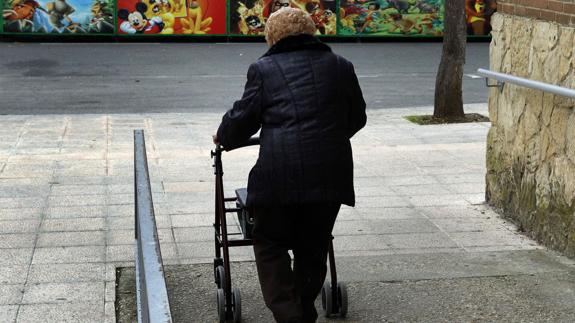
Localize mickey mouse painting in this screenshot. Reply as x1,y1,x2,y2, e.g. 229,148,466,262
118,2,164,34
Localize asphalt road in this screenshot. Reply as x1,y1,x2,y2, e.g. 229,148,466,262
0,42,489,115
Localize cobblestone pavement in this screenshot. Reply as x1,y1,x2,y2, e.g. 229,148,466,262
1,104,573,322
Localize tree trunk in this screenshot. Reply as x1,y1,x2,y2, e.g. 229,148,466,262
434,0,467,119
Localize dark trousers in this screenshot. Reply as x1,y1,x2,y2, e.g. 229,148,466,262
252,203,340,323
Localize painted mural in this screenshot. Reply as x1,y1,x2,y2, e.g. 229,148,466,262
1,0,497,36
2,0,114,33
466,0,497,36
116,0,226,35
229,0,337,36
339,0,444,36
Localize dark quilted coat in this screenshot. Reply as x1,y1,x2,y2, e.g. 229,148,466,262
217,34,366,207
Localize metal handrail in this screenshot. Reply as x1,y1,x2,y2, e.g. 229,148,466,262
477,68,575,99
134,130,172,323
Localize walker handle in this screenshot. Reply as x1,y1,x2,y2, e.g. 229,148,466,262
219,137,260,152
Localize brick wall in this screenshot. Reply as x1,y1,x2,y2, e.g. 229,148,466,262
497,0,575,26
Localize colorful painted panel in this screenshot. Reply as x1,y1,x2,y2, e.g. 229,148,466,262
466,0,497,36
229,0,337,36
339,0,444,36
116,0,226,35
2,0,114,33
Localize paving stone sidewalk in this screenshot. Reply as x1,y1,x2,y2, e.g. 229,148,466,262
1,104,574,322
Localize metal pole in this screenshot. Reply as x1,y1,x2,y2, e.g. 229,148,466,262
477,68,575,99
134,130,173,323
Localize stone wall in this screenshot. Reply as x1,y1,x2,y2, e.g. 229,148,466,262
486,12,575,255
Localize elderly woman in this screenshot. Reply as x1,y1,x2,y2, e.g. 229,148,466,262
215,7,366,323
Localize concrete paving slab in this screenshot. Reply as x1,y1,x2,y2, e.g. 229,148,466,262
40,218,105,232
22,282,104,304
0,234,36,249
0,266,28,285
0,305,18,323
45,206,107,219
36,231,105,248
0,248,33,266
28,263,106,283
0,284,23,305
32,246,105,264
17,302,105,323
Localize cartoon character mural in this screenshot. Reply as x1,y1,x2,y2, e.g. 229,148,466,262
339,0,444,36
230,0,336,36
465,0,496,36
3,0,114,33
116,0,225,35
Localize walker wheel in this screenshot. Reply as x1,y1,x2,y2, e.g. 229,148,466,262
321,281,333,317
216,288,226,323
215,265,226,291
232,287,242,323
213,258,223,283
338,282,348,317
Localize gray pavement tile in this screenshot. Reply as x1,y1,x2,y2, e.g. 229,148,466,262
0,305,17,323
355,196,412,208
0,208,42,221
37,231,105,248
354,207,425,220
392,184,452,196
54,168,107,178
173,227,213,243
107,204,133,217
435,173,485,184
162,181,212,193
377,175,440,186
160,243,178,261
171,213,213,227
106,230,135,246
17,301,104,323
107,194,133,205
380,232,460,250
406,194,470,207
0,248,33,265
50,185,107,196
107,184,140,195
431,217,511,233
0,168,54,179
41,218,105,232
56,160,106,169
332,235,391,252
464,193,486,205
32,246,105,264
177,241,253,260
104,301,115,323
354,185,397,197
51,176,106,185
0,197,45,209
418,205,488,218
0,185,50,198
445,182,486,195
45,205,107,219
0,284,23,305
0,266,28,284
338,219,440,236
28,263,106,283
449,231,540,249
106,245,134,262
0,220,39,234
47,195,107,207
22,282,104,304
0,234,35,249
